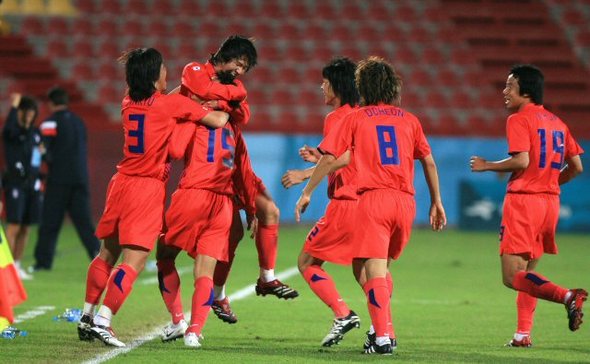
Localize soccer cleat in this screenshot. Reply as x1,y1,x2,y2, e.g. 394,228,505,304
17,266,33,280
184,332,202,348
363,331,397,350
255,279,299,300
77,314,95,341
212,298,238,324
161,319,188,342
505,336,532,347
321,310,361,347
90,325,126,347
566,288,588,331
364,341,395,355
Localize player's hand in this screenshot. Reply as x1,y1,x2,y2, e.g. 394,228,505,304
246,214,258,239
202,100,219,109
295,193,311,223
429,202,447,232
281,169,306,189
299,145,321,164
470,156,487,172
10,93,22,108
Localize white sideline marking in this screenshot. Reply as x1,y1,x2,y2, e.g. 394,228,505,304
14,306,56,324
138,266,193,285
82,267,299,364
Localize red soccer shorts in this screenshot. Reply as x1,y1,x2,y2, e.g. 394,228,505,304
352,189,415,260
303,199,358,265
95,173,165,250
499,193,559,260
164,189,232,261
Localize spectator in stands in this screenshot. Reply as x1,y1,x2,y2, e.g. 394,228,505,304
29,87,100,272
2,93,43,280
470,64,586,347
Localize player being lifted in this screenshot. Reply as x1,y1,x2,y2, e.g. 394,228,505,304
470,64,586,347
156,36,297,339
77,48,229,347
296,57,446,355
281,57,362,347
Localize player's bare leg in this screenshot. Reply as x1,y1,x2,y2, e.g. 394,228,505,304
6,224,32,280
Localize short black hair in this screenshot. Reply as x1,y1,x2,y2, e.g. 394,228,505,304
210,35,257,71
18,95,38,115
47,87,69,106
510,64,544,104
119,48,163,102
322,57,359,107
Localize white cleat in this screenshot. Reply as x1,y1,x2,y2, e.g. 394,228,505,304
90,325,126,347
184,332,202,348
161,319,188,342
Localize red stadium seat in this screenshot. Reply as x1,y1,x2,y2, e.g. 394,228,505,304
46,38,71,58
72,37,95,58
71,61,95,81
20,17,46,35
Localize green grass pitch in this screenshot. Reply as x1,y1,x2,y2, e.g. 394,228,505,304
1,225,589,363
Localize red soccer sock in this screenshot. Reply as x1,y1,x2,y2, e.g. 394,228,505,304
187,276,214,336
385,271,395,338
213,237,239,286
102,264,138,315
363,277,391,338
302,265,350,318
157,259,184,324
516,291,537,335
85,257,113,305
511,271,569,304
255,224,278,270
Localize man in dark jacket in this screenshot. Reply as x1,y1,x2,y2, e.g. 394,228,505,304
3,93,43,279
30,87,99,271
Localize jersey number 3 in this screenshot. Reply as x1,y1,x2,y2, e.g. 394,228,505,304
537,128,564,170
376,125,399,165
128,114,145,154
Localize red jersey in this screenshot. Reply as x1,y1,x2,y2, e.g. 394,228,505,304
323,104,357,200
506,103,584,195
169,122,236,195
181,61,247,103
319,103,431,195
117,92,209,180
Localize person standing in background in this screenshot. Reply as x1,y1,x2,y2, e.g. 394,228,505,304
2,93,43,280
30,87,100,272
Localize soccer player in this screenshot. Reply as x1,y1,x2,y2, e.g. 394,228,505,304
156,35,297,332
281,57,362,347
295,57,447,355
470,64,586,347
77,48,229,347
157,91,250,348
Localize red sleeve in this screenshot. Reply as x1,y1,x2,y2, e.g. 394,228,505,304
168,94,210,123
565,127,584,158
181,62,247,101
229,99,250,126
318,113,353,158
169,122,196,160
506,114,530,155
413,118,432,159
